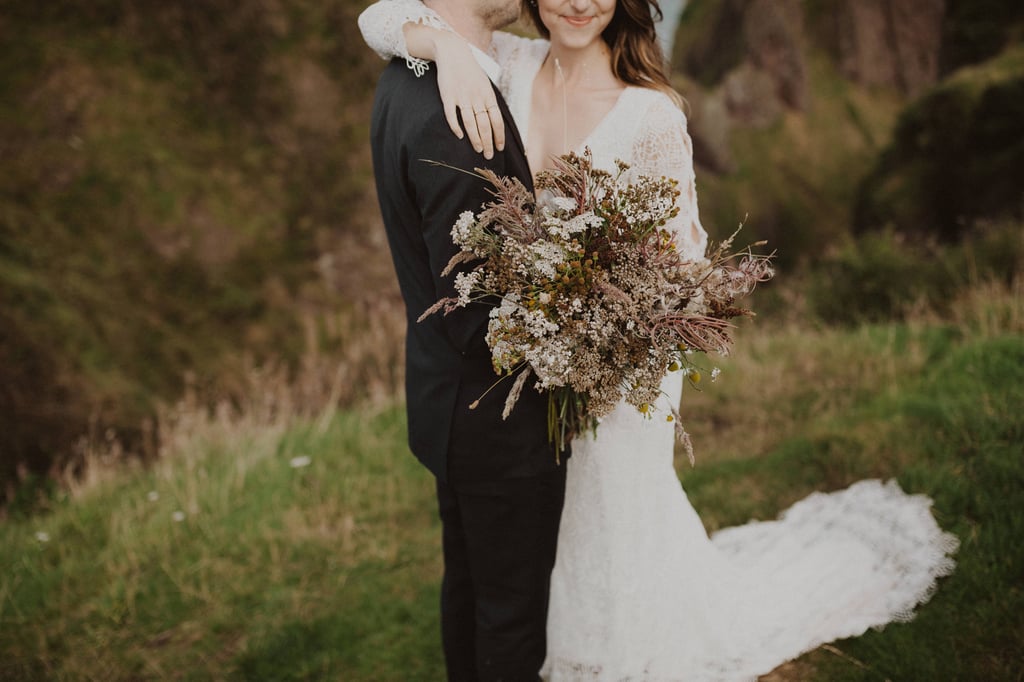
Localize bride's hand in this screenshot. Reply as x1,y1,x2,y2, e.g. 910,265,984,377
404,24,505,159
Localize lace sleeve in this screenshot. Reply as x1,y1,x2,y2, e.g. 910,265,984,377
630,97,708,261
356,0,452,77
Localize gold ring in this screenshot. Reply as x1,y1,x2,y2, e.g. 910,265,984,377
473,110,487,116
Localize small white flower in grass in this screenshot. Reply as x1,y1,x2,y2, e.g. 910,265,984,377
35,531,50,543
710,367,721,382
171,511,186,523
147,490,160,502
289,455,312,469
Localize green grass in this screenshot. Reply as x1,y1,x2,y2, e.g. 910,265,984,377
2,284,1022,680
1,407,444,680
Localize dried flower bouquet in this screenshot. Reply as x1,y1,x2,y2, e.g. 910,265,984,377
420,150,773,458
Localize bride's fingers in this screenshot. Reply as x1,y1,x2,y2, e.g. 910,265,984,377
487,103,505,153
473,108,495,159
460,104,485,155
443,100,465,141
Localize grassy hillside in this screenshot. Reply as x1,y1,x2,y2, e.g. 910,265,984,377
669,0,910,269
856,45,1024,240
679,53,906,268
2,280,1021,680
0,0,398,494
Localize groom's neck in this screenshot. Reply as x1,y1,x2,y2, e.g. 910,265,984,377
423,0,494,52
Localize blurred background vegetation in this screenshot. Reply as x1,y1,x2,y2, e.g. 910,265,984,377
0,0,1022,679
1,0,1021,504
0,0,402,501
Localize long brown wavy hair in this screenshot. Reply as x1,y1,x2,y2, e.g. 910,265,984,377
523,0,682,108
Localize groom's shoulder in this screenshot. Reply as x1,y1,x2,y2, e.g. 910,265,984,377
373,59,448,143
376,58,443,104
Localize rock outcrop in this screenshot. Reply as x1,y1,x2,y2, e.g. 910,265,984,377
830,0,945,96
672,0,948,173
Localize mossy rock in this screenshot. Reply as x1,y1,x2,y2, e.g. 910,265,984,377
855,45,1024,240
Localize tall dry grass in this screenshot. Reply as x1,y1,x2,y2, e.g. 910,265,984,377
57,298,408,506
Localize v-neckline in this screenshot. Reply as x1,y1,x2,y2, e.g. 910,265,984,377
520,54,632,174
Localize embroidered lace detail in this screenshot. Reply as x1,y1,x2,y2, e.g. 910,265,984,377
357,0,452,78
405,55,430,77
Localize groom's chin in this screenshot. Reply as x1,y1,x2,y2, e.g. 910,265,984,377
480,0,521,31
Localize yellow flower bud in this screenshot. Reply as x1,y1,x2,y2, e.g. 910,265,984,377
668,362,680,372
689,370,701,383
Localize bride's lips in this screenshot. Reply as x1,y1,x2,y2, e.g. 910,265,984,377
562,15,594,27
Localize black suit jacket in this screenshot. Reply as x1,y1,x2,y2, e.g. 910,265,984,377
370,58,562,484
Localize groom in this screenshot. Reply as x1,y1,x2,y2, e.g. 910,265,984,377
367,0,567,679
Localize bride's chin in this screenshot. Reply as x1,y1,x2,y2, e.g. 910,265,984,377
549,34,601,51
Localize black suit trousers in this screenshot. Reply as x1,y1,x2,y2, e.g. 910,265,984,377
437,467,567,682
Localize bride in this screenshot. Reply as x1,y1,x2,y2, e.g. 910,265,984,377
358,0,959,679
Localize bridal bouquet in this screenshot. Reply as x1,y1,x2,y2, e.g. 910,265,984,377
421,150,773,458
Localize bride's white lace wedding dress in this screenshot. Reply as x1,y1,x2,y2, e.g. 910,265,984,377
359,5,959,680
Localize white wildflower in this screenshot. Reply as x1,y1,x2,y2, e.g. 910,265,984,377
543,212,598,240
523,308,559,337
526,340,572,388
172,511,186,523
453,271,480,306
147,490,160,502
710,367,721,382
451,210,476,244
289,455,312,469
527,241,568,279
34,531,50,543
536,188,574,214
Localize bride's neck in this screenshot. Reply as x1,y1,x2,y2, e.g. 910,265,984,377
542,40,615,91
423,0,492,51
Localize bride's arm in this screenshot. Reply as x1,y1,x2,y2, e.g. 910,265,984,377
357,0,446,64
631,99,708,260
357,0,505,158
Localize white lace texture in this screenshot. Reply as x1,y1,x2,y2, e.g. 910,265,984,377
546,468,958,681
357,0,451,76
357,5,958,680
